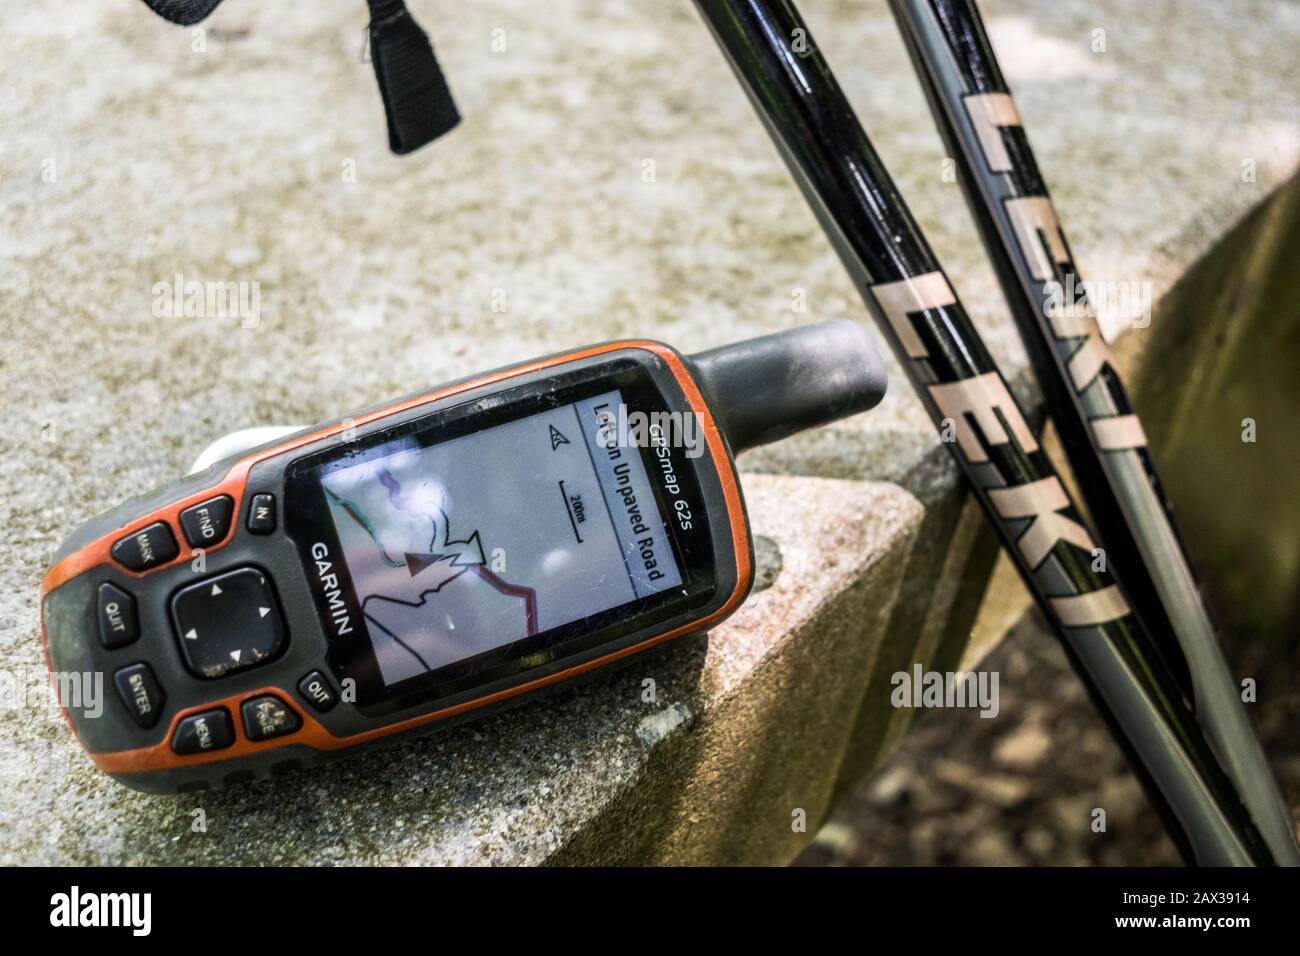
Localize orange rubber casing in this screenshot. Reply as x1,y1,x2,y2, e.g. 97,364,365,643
41,342,752,788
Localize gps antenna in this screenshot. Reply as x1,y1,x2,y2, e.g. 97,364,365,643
689,320,886,454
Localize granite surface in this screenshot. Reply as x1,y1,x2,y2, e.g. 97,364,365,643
1,0,1295,863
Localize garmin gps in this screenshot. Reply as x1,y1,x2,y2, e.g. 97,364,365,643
41,320,885,793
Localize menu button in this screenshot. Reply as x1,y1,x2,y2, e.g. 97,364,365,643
171,709,235,755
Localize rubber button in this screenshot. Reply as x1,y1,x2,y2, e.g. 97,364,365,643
179,495,233,548
97,582,139,649
111,522,179,572
298,671,338,713
171,708,235,755
241,695,302,742
247,493,276,534
113,663,166,729
171,567,286,679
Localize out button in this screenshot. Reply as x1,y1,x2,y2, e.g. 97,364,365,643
298,671,338,713
171,567,286,679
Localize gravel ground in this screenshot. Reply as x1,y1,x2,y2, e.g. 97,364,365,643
796,610,1300,866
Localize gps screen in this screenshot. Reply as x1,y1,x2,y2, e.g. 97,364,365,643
317,390,685,688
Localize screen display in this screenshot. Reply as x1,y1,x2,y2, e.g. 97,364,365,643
316,389,685,689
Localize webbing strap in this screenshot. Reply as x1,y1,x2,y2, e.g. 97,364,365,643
138,0,225,26
366,0,460,154
136,0,460,155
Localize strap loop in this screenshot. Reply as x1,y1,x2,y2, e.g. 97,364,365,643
367,0,460,154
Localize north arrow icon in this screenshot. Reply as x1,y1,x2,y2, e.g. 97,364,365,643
404,552,443,577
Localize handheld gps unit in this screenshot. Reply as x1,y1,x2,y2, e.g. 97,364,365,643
41,320,885,793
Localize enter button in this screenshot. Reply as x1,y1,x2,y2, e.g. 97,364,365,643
113,663,165,729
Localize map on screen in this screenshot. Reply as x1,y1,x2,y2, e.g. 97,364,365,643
320,390,683,687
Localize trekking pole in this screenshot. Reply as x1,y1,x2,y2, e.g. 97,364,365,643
692,0,1279,864
886,0,1297,865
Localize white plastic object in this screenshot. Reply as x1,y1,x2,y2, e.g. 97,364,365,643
188,426,307,475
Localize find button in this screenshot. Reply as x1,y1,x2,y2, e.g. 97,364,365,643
241,694,302,742
179,495,233,548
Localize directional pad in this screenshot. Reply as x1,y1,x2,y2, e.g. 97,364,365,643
171,567,286,679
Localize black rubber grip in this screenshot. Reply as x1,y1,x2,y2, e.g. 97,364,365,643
687,320,886,454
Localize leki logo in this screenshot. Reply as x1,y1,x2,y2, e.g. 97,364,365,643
49,886,151,936
870,270,1130,629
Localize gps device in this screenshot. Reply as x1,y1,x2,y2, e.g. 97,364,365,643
41,320,885,793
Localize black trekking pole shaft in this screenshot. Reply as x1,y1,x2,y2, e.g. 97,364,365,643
887,0,1297,866
692,0,1274,864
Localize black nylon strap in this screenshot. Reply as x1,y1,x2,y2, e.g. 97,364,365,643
138,0,226,25
367,0,460,154
136,0,459,156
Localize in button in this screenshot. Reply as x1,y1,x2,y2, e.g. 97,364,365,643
246,493,276,534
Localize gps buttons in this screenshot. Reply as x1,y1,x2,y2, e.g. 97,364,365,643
113,663,166,729
172,709,235,755
247,493,276,534
111,522,179,572
241,695,302,742
298,671,338,713
172,567,286,679
97,582,139,649
179,495,233,548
